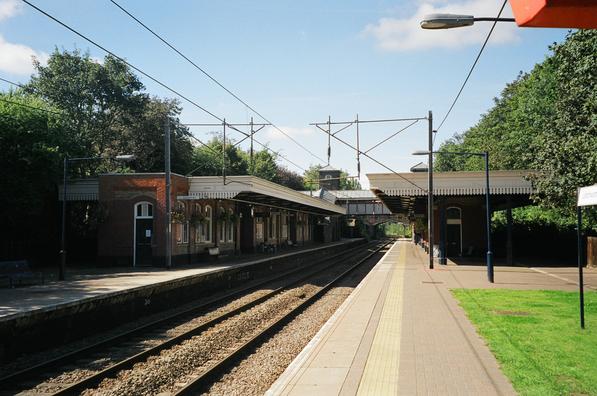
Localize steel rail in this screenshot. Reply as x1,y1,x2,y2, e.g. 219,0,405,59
0,242,368,391
47,241,381,395
174,240,393,395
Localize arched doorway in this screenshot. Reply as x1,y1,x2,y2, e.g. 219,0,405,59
134,202,154,266
446,207,462,257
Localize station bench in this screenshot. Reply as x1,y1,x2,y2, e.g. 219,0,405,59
0,260,45,288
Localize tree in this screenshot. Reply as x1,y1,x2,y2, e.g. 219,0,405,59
0,92,71,258
434,30,596,229
249,149,277,181
189,136,247,177
274,166,304,190
530,30,597,210
124,98,193,174
27,49,194,175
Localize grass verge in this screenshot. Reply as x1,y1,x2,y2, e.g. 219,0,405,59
452,288,597,396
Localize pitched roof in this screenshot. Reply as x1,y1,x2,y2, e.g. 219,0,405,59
410,162,428,172
319,165,340,171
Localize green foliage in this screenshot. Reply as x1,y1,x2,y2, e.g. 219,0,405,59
0,92,70,227
379,222,411,238
274,166,304,190
188,136,305,190
530,30,597,210
250,149,277,181
26,49,194,175
435,30,597,228
453,289,597,395
493,206,577,231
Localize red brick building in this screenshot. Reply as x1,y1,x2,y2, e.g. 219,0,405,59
61,174,346,266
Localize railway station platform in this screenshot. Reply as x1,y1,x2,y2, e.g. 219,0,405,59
268,240,597,395
0,238,364,361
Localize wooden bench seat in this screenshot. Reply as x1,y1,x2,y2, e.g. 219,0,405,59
0,260,45,288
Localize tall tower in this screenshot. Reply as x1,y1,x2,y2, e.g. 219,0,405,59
318,165,341,190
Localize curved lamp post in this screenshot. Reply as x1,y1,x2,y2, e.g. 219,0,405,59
413,150,494,283
60,154,135,280
420,13,515,29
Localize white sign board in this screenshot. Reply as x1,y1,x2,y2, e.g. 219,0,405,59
578,184,597,207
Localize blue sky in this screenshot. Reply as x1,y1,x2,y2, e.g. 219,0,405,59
0,0,569,186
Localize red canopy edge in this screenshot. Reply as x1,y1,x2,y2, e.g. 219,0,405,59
509,0,597,29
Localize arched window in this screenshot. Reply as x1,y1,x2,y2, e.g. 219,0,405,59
219,207,226,243
194,203,202,243
175,201,189,244
227,209,234,242
203,205,212,243
446,207,462,224
135,202,153,219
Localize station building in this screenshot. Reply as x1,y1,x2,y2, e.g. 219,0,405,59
60,174,346,267
367,170,534,263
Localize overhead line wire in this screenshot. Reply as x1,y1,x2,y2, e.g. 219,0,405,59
434,0,508,140
0,96,63,115
109,0,327,164
314,125,425,192
0,77,25,88
21,0,306,173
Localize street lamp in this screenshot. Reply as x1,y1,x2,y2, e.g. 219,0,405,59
60,154,135,280
420,13,515,29
413,150,494,283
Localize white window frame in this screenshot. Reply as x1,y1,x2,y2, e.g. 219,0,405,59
182,221,189,244
281,213,288,239
133,201,154,267
219,208,226,243
204,205,212,243
227,209,234,242
194,203,202,243
135,202,153,219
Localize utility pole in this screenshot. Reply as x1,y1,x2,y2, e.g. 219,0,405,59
428,110,434,269
250,116,254,173
60,158,68,280
356,114,360,179
222,118,226,185
485,151,493,282
327,115,331,165
165,119,172,269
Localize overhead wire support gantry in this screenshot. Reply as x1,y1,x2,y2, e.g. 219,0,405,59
309,115,428,185
182,119,272,179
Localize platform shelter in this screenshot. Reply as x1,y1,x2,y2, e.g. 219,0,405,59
368,170,534,263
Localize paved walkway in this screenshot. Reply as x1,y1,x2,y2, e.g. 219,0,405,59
0,240,356,320
268,240,596,395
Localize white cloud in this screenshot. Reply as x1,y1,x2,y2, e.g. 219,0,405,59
363,0,518,51
0,0,21,21
263,126,315,141
0,35,48,75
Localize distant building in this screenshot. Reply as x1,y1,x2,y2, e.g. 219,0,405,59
318,165,341,190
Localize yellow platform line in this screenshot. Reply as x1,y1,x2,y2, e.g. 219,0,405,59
357,243,406,395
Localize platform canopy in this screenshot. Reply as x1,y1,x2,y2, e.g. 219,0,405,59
58,178,99,201
368,170,534,215
187,175,346,216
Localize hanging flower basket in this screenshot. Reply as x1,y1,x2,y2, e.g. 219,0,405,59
171,208,187,223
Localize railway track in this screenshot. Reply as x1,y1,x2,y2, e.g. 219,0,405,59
0,240,390,395
173,239,393,395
